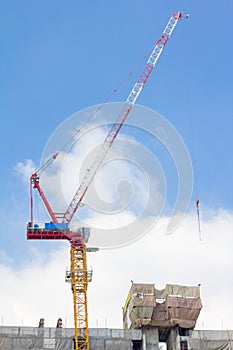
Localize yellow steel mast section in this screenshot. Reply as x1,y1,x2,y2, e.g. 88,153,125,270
70,245,89,349
66,232,93,350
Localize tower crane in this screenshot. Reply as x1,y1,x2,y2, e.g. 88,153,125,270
27,12,188,350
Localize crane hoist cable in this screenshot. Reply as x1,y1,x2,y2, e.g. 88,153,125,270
196,199,202,241
181,39,202,241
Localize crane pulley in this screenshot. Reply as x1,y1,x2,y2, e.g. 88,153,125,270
27,12,188,350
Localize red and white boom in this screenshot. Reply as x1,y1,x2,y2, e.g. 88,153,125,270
62,11,186,224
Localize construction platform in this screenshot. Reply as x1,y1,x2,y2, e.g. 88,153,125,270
123,283,202,330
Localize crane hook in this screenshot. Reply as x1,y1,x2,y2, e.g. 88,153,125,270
196,199,202,241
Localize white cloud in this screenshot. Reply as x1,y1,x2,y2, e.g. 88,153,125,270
0,250,13,265
87,209,233,330
15,159,36,183
31,132,165,228
0,244,73,327
0,209,232,330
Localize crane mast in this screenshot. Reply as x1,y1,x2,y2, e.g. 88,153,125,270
27,11,187,350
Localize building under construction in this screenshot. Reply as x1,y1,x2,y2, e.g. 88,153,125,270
7,11,231,350
0,282,232,350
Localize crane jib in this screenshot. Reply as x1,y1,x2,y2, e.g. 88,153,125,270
62,12,185,224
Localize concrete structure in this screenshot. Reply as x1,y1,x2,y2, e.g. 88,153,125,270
0,326,233,350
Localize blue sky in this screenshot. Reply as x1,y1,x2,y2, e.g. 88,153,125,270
1,1,232,209
1,0,233,329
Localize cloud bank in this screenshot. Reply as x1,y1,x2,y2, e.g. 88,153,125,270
8,104,232,330
0,209,232,330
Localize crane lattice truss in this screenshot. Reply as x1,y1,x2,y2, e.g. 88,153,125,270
27,12,187,350
68,246,90,349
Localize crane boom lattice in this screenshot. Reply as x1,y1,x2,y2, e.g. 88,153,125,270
63,12,184,225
